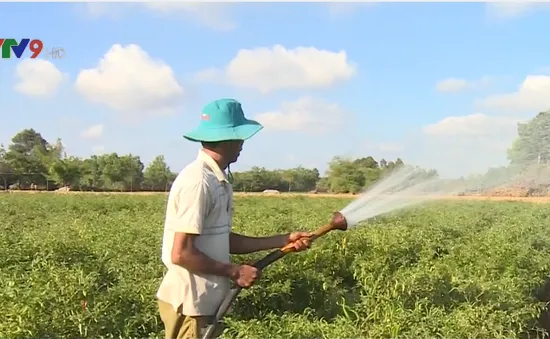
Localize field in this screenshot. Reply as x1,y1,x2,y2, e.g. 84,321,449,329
3,194,550,338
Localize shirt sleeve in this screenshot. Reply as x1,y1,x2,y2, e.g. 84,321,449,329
168,179,211,234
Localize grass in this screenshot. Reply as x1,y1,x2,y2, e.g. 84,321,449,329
2,194,550,338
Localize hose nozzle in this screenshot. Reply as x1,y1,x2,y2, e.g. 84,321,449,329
330,211,348,231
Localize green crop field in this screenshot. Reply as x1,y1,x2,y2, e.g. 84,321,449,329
2,194,550,339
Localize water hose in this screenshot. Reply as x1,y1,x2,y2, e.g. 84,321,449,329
200,211,349,339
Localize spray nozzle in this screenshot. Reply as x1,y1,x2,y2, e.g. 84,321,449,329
330,211,348,231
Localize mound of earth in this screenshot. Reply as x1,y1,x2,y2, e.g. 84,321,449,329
485,186,530,197
55,186,71,193
484,184,550,197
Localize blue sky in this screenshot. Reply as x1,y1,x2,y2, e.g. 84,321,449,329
1,2,549,178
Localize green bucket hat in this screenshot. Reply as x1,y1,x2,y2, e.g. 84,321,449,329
183,98,263,142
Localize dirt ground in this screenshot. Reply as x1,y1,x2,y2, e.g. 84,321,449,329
234,192,550,203
4,190,550,203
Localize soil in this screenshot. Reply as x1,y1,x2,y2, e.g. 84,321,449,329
5,189,550,203
233,192,550,203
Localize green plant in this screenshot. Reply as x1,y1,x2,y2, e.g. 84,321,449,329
1,194,550,339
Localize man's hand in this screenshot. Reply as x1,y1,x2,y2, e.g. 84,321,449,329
229,231,315,255
230,264,261,288
285,231,314,251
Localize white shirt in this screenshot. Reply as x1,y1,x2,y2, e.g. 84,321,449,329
156,150,233,316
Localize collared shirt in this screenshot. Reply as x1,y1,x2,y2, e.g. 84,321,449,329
156,150,234,316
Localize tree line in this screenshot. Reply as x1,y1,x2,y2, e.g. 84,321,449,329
0,110,548,193
0,128,435,193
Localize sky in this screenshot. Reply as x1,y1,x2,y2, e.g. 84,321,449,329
1,2,549,179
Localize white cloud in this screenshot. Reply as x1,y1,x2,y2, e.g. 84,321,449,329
144,3,235,31
485,2,550,19
82,3,235,31
195,45,356,93
382,114,523,178
436,78,469,93
13,59,65,97
480,75,550,114
80,124,103,139
254,97,348,134
418,71,550,177
75,44,185,117
422,113,520,137
435,76,491,93
83,3,124,19
406,133,513,178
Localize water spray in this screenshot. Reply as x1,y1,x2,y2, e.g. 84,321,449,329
202,166,466,339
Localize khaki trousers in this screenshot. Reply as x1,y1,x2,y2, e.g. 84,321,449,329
158,299,224,339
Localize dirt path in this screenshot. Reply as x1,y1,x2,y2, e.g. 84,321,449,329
233,192,550,203
5,190,550,203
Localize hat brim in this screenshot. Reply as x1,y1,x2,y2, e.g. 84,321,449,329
183,119,264,143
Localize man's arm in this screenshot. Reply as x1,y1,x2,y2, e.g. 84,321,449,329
172,232,259,287
229,232,289,254
168,179,237,279
172,233,238,278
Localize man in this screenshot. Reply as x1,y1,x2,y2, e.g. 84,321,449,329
156,98,313,339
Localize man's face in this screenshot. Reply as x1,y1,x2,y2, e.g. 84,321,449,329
224,140,244,164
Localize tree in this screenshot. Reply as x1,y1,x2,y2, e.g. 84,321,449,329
507,111,550,167
143,155,172,191
48,138,66,162
4,129,51,187
325,157,365,193
395,158,405,168
0,144,12,189
315,177,330,192
281,169,295,192
120,154,144,191
49,157,82,187
2,127,443,194
80,156,103,189
354,156,378,169
8,128,49,155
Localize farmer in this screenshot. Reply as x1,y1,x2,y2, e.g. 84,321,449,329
156,98,313,339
